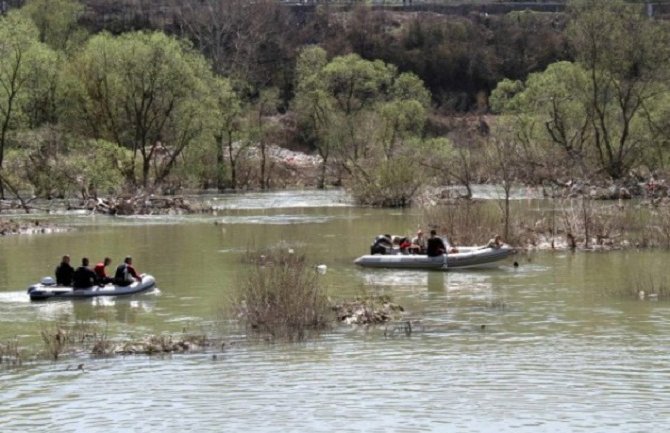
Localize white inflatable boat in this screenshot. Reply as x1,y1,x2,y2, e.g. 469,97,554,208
354,245,515,270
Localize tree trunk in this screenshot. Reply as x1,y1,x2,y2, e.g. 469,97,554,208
216,134,225,192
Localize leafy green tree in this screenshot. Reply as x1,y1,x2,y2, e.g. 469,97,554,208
243,87,279,190
68,31,217,189
213,76,243,191
566,0,670,179
304,52,431,206
491,61,594,182
321,53,395,164
491,0,670,181
293,46,333,189
20,0,87,52
0,12,59,199
6,127,127,199
561,0,667,179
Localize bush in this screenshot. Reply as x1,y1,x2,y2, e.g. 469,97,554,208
235,250,332,341
421,200,502,246
349,157,424,207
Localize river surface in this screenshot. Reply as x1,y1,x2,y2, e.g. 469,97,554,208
1,189,670,432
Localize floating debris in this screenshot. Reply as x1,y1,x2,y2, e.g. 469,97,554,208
332,295,405,325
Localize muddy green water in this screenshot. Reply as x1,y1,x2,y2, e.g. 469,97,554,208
1,190,670,432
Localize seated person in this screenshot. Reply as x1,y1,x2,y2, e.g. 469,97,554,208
55,255,74,286
426,230,447,257
370,234,393,255
114,256,141,286
72,257,97,290
94,257,113,285
483,234,504,249
392,236,412,254
410,230,426,254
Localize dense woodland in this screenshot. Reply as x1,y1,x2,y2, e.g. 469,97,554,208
1,0,669,207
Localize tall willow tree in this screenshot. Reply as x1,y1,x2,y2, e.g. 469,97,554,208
492,0,670,181
295,50,431,206
0,12,59,199
20,0,86,52
293,46,333,189
567,0,670,179
68,31,216,189
212,76,243,191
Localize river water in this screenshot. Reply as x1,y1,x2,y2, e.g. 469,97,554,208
1,190,669,432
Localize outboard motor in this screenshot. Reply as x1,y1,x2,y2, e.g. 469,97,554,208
41,276,56,286
28,276,55,294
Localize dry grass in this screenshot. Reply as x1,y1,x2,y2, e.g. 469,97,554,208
419,197,670,250
421,200,501,246
627,273,670,300
40,320,104,361
0,338,24,368
234,249,332,341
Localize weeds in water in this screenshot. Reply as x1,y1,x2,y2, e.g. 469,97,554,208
0,337,24,368
40,326,69,361
630,274,670,300
420,197,670,250
422,201,500,246
234,249,332,342
40,320,104,361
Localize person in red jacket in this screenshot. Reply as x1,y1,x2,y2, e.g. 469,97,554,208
94,257,113,285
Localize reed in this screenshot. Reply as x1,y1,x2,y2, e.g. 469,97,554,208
0,337,23,368
630,273,670,300
39,320,103,361
421,200,503,246
234,249,332,341
40,326,70,361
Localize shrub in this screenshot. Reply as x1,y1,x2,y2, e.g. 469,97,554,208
234,250,332,341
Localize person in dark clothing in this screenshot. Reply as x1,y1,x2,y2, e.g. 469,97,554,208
426,230,447,257
114,256,141,286
94,257,113,285
370,234,393,255
55,255,74,286
72,257,97,290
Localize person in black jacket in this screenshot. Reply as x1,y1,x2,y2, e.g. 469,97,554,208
114,256,141,286
426,230,447,257
370,234,393,255
55,255,74,286
72,257,97,290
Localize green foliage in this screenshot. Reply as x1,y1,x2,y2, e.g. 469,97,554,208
6,128,127,198
349,155,424,208
491,0,670,181
293,51,431,205
322,54,395,115
20,0,87,52
68,31,217,188
0,11,60,197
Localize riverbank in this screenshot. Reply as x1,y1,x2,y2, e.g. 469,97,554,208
0,218,66,236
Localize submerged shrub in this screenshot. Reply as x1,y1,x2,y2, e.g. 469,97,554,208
235,250,332,341
0,338,24,368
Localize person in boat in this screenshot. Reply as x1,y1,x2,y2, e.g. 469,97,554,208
410,230,426,254
370,234,393,255
94,257,113,285
72,257,97,290
114,256,141,286
483,234,503,249
55,255,74,286
426,230,447,257
392,235,412,254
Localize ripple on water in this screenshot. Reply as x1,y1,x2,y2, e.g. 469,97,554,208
2,333,670,432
